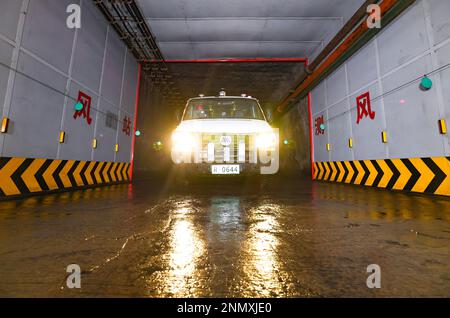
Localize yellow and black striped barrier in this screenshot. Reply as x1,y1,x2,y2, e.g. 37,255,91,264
313,157,450,196
0,157,130,198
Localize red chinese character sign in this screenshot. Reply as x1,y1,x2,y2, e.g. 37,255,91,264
356,91,375,124
315,115,325,135
122,116,131,136
73,91,92,125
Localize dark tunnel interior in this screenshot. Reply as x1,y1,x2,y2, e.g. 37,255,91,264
1,0,449,300
133,61,310,178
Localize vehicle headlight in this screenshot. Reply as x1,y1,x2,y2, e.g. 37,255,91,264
255,131,277,150
171,131,197,151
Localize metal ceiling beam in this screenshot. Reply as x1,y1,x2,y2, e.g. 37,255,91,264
93,0,184,100
156,41,323,44
146,17,344,21
93,0,165,62
144,58,307,63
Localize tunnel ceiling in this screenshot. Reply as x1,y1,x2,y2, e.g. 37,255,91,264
133,0,366,112
137,0,366,60
163,62,305,108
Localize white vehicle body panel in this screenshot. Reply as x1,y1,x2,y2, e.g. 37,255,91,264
175,119,272,134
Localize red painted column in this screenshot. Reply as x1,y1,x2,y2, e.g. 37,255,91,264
306,59,315,180
130,63,142,182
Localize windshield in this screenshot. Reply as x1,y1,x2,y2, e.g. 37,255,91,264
183,98,266,120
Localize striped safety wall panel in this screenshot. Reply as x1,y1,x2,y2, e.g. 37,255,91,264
0,157,131,198
313,157,450,196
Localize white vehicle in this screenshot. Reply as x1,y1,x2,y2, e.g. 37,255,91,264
171,91,278,175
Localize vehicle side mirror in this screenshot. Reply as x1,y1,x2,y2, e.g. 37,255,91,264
175,109,182,122
265,107,273,123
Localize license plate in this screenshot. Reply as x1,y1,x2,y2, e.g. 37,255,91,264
211,164,240,174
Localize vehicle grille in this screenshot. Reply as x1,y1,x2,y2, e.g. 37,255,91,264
200,134,254,163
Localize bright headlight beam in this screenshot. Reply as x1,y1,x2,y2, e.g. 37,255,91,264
172,132,198,151
255,131,277,150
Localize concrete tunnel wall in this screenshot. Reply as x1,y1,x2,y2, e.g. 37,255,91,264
278,97,311,176
311,0,450,196
0,0,139,198
133,75,175,177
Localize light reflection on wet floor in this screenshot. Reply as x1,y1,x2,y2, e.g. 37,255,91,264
0,177,449,297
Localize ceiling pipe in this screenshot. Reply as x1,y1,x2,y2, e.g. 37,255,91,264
275,0,416,116
276,0,381,113
304,0,380,77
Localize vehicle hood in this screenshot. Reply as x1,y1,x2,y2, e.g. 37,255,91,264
174,119,272,134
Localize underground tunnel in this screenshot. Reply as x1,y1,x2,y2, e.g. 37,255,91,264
0,0,449,301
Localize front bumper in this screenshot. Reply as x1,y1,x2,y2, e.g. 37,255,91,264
175,163,261,175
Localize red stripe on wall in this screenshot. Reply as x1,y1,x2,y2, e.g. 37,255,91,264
130,63,142,181
305,58,314,180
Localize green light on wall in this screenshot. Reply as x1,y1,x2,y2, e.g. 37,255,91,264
74,102,83,111
419,76,432,91
283,139,289,145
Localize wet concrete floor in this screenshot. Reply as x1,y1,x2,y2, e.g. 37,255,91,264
0,176,449,297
